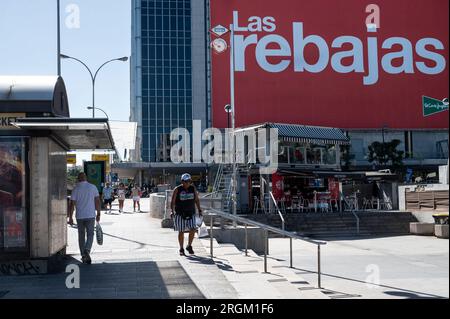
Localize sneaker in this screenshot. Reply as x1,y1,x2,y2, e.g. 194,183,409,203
186,245,195,255
179,249,185,256
83,250,92,265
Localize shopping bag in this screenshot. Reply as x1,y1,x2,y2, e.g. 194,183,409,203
198,222,209,238
96,222,104,245
195,215,204,228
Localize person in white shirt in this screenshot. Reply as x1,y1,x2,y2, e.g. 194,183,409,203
68,172,101,264
117,183,126,213
132,184,141,213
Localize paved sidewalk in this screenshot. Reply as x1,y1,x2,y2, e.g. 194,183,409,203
0,199,237,299
268,235,449,299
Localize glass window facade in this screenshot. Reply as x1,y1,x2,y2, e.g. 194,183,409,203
141,0,192,162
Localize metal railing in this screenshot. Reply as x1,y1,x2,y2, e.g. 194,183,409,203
201,191,221,199
261,178,286,231
202,207,326,289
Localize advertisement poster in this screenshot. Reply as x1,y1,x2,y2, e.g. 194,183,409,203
0,137,27,250
210,0,449,129
84,161,105,194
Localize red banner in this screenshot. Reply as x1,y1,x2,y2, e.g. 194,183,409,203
210,0,449,129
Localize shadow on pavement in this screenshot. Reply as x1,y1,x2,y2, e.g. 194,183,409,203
1,260,205,299
290,266,447,299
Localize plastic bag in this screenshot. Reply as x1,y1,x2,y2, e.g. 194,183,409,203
198,222,209,238
96,222,104,245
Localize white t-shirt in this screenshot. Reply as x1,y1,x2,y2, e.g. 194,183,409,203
71,181,100,220
118,189,126,200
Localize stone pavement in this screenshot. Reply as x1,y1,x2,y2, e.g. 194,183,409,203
0,199,237,299
267,235,449,299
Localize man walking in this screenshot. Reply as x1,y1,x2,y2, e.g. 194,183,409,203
170,173,202,256
68,172,101,264
102,182,114,214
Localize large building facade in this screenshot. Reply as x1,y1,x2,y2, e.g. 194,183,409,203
131,0,209,163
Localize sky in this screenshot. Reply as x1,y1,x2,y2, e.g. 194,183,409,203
0,0,131,121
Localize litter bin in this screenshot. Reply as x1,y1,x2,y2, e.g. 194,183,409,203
433,213,449,225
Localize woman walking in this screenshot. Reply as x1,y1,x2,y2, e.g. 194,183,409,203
117,183,126,213
132,184,141,213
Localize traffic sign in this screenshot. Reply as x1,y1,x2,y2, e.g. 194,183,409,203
423,96,449,117
211,24,229,37
211,38,228,54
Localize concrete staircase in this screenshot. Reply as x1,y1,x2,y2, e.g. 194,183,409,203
244,212,418,238
199,236,329,299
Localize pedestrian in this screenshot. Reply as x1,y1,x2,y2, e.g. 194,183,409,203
102,182,114,214
68,172,101,265
132,184,141,213
117,183,126,213
170,173,203,256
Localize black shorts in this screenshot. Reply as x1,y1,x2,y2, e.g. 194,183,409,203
104,198,113,205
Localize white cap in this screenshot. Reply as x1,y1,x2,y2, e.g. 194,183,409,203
181,173,192,181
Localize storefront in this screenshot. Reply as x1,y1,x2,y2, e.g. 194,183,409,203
0,76,114,270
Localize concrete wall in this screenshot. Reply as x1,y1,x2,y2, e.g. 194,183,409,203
212,227,267,255
191,0,208,132
440,165,449,184
150,193,167,219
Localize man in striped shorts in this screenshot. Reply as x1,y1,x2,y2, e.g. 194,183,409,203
170,173,203,256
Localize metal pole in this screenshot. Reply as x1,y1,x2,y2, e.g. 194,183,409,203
317,245,322,289
210,215,214,258
230,24,237,218
245,224,248,256
57,0,61,76
264,230,268,273
290,238,293,268
92,78,95,118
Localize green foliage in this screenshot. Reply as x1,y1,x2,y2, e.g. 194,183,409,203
341,145,355,170
67,166,82,186
368,139,404,169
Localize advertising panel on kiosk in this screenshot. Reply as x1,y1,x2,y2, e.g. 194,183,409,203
210,0,449,130
84,161,106,195
0,137,27,253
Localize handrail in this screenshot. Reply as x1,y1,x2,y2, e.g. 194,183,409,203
269,191,285,231
201,191,221,199
202,206,326,288
345,194,360,234
212,164,224,192
261,178,286,231
202,207,325,246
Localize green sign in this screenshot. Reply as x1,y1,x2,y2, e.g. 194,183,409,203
84,161,105,194
423,96,449,117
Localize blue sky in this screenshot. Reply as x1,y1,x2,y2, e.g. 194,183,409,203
0,0,131,121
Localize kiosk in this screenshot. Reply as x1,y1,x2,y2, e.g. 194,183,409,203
0,76,115,274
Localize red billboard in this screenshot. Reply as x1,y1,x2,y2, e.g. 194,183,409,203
210,0,449,129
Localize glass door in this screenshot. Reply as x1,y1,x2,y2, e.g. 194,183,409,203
0,137,28,254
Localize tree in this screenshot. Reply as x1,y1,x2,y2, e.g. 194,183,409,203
341,145,355,170
367,139,404,169
67,166,82,186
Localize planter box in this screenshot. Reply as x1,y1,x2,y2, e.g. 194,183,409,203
410,222,435,236
435,225,449,239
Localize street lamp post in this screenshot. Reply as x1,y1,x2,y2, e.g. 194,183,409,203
87,106,109,119
229,25,238,218
60,54,128,118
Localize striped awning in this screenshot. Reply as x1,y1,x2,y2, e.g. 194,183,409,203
235,123,350,145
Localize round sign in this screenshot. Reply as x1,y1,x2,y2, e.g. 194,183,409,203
211,38,228,54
